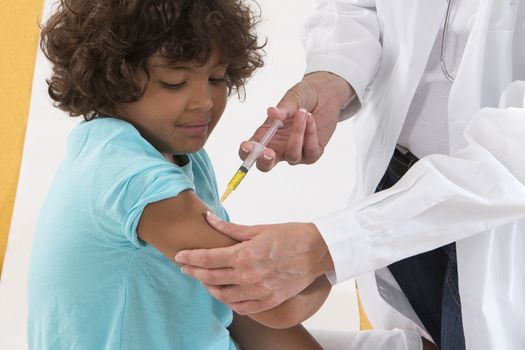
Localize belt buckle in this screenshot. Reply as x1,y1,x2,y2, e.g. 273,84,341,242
395,144,410,155
395,144,418,168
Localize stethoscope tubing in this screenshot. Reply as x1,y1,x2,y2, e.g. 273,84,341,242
440,0,456,82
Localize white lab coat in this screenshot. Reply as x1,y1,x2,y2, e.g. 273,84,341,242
305,0,525,349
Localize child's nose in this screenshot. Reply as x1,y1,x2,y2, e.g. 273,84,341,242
187,83,213,112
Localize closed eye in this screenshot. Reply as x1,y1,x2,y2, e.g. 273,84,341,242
161,81,185,90
209,76,226,85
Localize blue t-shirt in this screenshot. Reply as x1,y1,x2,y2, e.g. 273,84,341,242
28,118,237,350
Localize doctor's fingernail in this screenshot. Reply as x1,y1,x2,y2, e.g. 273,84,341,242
181,266,187,274
241,142,253,153
175,253,186,263
206,210,220,222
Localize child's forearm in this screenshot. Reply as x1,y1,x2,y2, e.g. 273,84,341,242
248,275,331,329
230,313,322,350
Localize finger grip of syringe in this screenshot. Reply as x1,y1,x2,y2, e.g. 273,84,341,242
241,142,265,169
241,119,283,169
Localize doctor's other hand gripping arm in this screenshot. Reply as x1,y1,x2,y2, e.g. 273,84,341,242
176,212,333,317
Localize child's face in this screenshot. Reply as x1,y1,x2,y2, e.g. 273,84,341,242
117,49,228,157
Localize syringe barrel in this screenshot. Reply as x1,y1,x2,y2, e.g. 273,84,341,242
241,142,265,169
259,119,283,145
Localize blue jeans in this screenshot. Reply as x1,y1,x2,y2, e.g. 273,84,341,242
376,147,465,350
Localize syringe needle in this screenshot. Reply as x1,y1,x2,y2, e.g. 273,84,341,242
220,188,233,203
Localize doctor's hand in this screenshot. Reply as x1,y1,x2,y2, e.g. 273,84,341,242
175,212,334,315
240,71,354,172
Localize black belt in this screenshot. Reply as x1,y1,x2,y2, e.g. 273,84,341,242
376,145,419,193
389,145,419,177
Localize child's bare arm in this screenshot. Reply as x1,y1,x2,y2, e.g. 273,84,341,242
229,313,323,350
137,190,330,329
249,275,331,329
137,190,237,258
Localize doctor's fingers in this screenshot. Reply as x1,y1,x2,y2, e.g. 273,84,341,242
181,266,238,286
284,109,309,165
254,148,277,172
205,212,260,242
204,283,273,305
276,79,318,116
237,140,277,173
300,112,322,164
175,245,237,269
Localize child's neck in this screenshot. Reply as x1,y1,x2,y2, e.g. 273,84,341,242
163,153,189,167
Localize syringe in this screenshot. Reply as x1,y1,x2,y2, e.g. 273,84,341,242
220,119,284,203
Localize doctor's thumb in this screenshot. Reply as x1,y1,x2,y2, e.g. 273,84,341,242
206,211,255,242
273,84,311,119
275,78,319,117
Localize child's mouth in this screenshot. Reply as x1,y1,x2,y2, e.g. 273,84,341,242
178,122,209,137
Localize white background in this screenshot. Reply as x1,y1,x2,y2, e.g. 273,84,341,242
0,0,359,348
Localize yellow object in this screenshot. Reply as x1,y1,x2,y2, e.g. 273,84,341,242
220,167,248,203
220,188,232,203
356,286,373,330
221,120,283,203
0,0,45,277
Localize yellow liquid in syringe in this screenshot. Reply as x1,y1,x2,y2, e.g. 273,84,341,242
220,167,248,203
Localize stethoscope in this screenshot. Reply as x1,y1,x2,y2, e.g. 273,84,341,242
440,0,456,82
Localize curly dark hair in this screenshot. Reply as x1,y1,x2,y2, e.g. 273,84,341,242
41,0,265,120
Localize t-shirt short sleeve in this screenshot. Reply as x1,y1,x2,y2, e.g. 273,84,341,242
89,129,195,248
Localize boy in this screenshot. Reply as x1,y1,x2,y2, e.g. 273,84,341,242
28,0,330,349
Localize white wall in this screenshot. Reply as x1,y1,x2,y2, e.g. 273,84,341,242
0,1,358,348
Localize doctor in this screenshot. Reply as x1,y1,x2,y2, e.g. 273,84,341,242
176,0,525,349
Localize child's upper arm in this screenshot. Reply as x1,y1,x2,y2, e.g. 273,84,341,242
137,189,237,261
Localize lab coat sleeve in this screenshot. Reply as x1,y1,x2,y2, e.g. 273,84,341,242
309,328,422,350
302,0,382,114
314,102,525,284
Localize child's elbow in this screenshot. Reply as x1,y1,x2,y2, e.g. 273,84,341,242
248,276,331,329
248,302,310,329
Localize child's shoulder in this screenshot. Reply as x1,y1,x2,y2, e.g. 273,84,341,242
69,118,158,160
70,118,153,150
74,117,140,145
